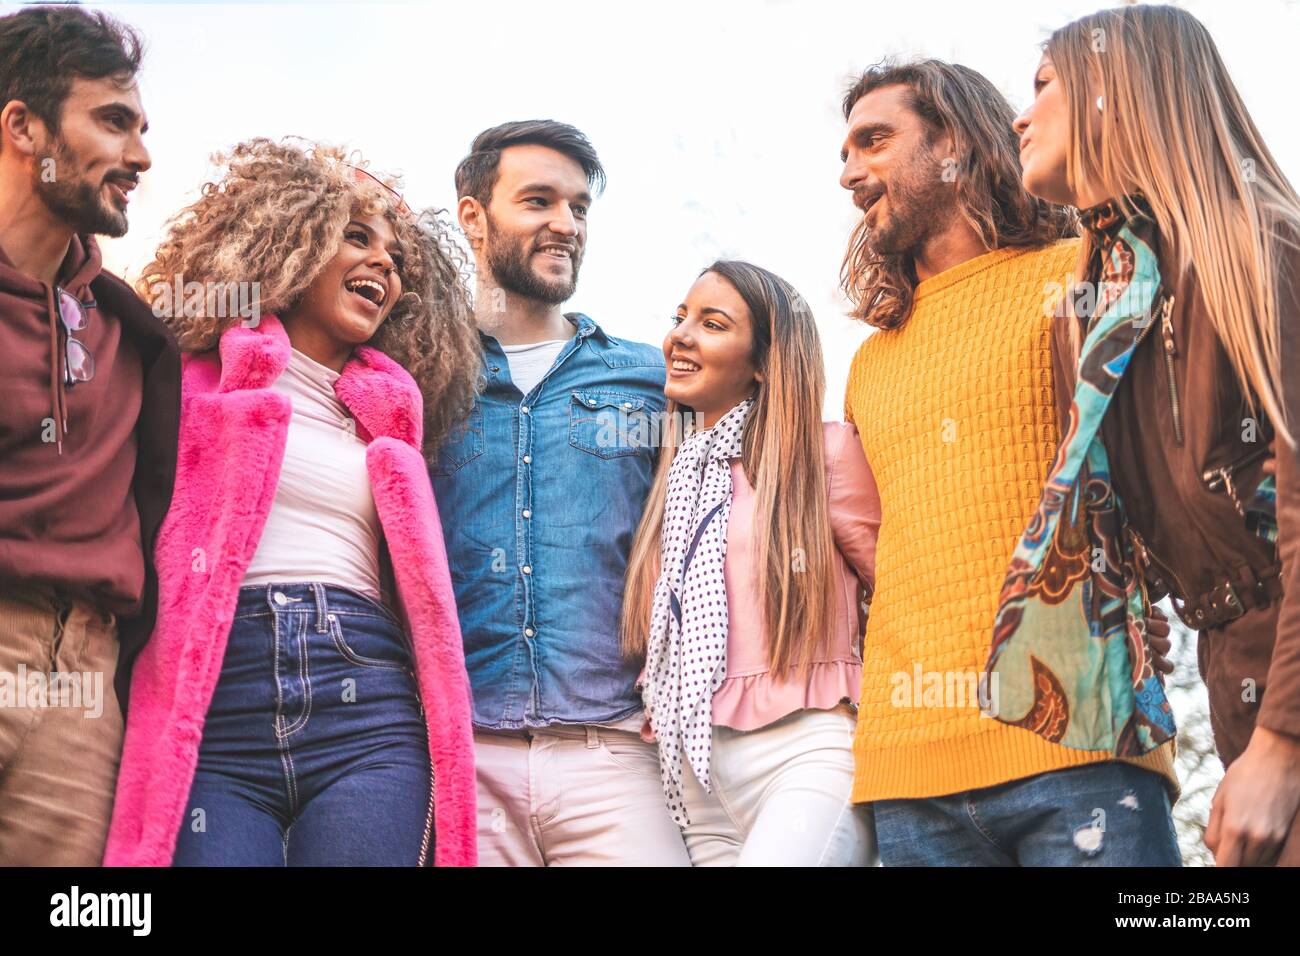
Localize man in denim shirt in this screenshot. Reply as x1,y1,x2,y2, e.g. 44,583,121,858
431,121,688,866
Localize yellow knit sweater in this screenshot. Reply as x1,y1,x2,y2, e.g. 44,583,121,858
845,239,1177,802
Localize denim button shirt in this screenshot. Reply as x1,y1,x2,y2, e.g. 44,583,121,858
430,313,666,729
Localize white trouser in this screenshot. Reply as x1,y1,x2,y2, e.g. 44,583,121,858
474,724,691,867
680,704,877,866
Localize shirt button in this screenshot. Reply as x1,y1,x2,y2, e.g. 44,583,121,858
523,455,532,464
521,405,530,414
273,591,288,606
623,402,633,409
587,398,596,406
522,565,532,575
524,627,535,637
522,509,532,518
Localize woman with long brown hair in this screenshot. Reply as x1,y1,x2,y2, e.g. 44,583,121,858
623,259,879,865
997,3,1300,866
103,139,482,866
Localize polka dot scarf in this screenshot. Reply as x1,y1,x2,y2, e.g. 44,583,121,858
642,398,753,827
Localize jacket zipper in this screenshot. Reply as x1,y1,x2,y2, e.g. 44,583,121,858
1202,444,1272,516
1112,309,1163,594
409,668,437,868
1129,293,1162,350
416,762,436,867
1157,294,1184,445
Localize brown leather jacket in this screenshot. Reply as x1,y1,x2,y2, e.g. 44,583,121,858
1051,227,1300,746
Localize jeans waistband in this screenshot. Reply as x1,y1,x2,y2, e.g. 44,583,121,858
235,583,399,629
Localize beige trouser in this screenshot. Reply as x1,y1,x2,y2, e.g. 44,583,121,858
0,587,123,866
474,724,691,866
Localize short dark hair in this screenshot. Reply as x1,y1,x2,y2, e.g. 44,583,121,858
454,119,606,206
0,4,143,138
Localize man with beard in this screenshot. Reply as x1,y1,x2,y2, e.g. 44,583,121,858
837,60,1181,865
0,5,178,864
431,121,686,865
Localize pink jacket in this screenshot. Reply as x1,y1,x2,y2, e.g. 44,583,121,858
104,316,476,867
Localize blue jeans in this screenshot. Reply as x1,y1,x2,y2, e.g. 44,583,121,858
873,762,1181,866
173,584,433,866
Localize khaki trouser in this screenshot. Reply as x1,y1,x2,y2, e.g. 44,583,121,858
474,724,691,867
0,587,123,866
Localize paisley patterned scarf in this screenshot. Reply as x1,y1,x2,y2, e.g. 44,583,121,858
985,198,1176,756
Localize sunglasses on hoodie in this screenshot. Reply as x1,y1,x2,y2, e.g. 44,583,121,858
55,286,95,387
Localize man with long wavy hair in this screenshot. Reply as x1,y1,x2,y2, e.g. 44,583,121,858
839,59,1180,865
0,4,177,866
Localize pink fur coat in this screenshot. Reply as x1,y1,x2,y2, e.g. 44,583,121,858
104,315,476,866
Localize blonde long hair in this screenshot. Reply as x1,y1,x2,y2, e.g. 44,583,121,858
137,137,482,456
1048,4,1300,445
621,261,837,676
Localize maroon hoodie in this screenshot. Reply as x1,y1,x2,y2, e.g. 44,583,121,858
0,234,179,707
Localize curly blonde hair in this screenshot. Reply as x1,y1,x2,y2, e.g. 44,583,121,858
138,137,482,456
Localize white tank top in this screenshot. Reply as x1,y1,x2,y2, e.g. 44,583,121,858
242,348,383,600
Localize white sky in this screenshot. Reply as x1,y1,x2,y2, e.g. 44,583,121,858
39,0,1300,416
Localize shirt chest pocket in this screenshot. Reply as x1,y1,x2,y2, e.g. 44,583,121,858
568,390,654,460
430,405,485,477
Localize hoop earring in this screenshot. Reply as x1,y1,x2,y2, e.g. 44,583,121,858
1096,94,1104,113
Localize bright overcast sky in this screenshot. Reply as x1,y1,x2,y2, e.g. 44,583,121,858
34,0,1300,416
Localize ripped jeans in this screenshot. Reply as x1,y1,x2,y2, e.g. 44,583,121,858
872,762,1181,866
